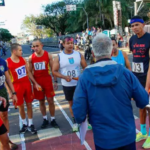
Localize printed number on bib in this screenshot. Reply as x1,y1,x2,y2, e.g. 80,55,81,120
16,66,27,79
67,70,77,78
34,62,46,70
0,75,5,86
132,62,144,73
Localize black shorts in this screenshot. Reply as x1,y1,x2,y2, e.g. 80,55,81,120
0,87,9,112
63,86,76,101
0,124,7,135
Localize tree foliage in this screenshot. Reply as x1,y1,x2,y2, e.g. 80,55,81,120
25,0,150,35
0,28,14,41
22,15,54,38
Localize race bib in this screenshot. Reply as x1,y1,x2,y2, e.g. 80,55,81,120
34,62,46,70
132,62,144,73
63,67,80,78
66,70,78,78
15,65,27,79
0,75,5,86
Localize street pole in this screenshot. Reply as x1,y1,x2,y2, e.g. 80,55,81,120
134,2,138,15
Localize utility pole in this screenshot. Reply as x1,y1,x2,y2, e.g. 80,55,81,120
78,7,89,29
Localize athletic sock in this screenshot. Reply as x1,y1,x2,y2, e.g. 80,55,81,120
72,117,76,124
149,128,150,137
28,119,33,126
22,119,27,126
43,115,48,120
141,124,147,135
51,116,55,121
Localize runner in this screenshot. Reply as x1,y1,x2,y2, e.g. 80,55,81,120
28,39,58,129
52,36,87,132
0,96,10,150
111,38,131,70
6,43,37,134
129,16,150,148
0,57,18,150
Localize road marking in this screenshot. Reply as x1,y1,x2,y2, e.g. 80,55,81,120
136,129,140,134
38,128,62,140
54,97,92,150
19,115,26,150
134,115,140,133
134,115,139,120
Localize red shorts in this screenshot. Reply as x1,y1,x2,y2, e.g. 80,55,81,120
0,118,3,127
13,81,34,106
34,76,55,100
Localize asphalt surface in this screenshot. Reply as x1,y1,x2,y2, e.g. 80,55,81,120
1,45,140,149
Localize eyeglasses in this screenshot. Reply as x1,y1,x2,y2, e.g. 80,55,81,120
32,45,39,48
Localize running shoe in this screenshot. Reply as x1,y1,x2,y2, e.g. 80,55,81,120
41,119,49,129
143,137,150,149
9,140,18,150
19,124,28,134
28,125,37,134
88,124,92,130
136,132,147,142
72,123,78,132
51,119,59,128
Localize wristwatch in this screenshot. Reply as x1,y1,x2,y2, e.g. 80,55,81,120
12,92,17,95
54,81,58,83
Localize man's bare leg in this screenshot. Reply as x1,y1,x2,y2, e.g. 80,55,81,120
0,133,10,150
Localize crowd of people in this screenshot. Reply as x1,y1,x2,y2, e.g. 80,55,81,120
0,15,150,150
0,41,8,56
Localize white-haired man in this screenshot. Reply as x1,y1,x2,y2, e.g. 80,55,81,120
72,33,148,150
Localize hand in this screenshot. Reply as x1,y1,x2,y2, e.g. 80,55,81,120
145,87,149,94
64,76,71,82
54,82,58,90
12,95,18,106
35,83,42,91
0,96,6,108
8,92,13,99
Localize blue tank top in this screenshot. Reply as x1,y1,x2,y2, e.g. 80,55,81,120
111,50,125,67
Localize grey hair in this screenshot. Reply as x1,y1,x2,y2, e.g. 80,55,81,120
92,33,112,57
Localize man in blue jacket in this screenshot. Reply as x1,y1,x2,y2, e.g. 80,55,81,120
72,33,149,150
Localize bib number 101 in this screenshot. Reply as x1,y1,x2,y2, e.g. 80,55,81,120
67,70,76,77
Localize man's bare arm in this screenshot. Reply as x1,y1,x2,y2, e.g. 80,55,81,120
48,54,57,81
52,56,71,82
145,50,150,93
24,58,39,86
80,53,87,69
122,51,131,71
28,56,33,73
5,71,15,94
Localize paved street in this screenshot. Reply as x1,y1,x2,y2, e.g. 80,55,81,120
1,45,144,150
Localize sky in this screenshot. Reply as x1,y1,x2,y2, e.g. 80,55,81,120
0,0,61,35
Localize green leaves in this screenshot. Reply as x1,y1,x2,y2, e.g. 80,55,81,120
0,28,14,41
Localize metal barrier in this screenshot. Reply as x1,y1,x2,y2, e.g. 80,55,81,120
39,32,82,47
